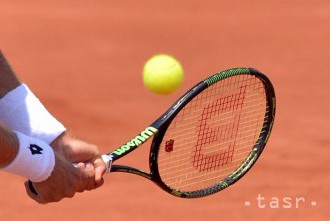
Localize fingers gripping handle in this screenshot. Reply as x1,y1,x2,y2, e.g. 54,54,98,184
28,155,113,196
72,155,113,173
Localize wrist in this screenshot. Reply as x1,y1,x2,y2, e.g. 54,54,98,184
1,131,55,182
50,131,72,159
51,132,101,163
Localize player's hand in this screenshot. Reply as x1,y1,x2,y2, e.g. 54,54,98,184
50,132,106,186
24,152,102,204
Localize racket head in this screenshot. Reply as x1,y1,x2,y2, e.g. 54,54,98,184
149,68,276,198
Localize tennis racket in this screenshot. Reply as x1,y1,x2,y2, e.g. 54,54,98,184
29,67,276,198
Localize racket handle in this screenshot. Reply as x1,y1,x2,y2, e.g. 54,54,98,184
28,155,113,196
72,155,113,173
102,154,113,172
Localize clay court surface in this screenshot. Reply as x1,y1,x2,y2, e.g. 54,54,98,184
0,1,329,220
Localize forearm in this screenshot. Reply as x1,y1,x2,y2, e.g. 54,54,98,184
0,51,21,98
0,51,106,203
0,122,19,167
0,50,66,144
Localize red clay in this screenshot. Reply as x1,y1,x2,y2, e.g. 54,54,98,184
0,1,329,220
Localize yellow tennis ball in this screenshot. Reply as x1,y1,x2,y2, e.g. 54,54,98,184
143,54,184,95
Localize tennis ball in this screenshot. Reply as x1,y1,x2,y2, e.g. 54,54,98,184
143,54,183,95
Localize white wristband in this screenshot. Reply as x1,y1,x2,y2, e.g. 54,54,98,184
2,131,55,182
0,84,66,144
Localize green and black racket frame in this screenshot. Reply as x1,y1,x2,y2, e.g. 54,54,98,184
29,67,276,198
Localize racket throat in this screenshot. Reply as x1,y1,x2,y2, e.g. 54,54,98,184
111,127,158,161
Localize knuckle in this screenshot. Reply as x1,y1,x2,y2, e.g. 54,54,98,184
75,179,86,193
95,179,105,189
67,192,76,198
89,144,99,154
40,192,52,201
35,198,48,204
39,190,65,203
28,195,45,204
65,188,76,198
53,195,64,202
49,191,65,202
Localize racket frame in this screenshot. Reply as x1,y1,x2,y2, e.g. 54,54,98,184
109,67,276,198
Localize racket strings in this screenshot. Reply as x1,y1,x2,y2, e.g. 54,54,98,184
158,75,268,192
158,117,269,167
162,107,269,147
170,99,268,129
158,129,266,168
158,140,263,184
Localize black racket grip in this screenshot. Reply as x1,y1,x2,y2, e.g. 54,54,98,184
28,180,38,195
